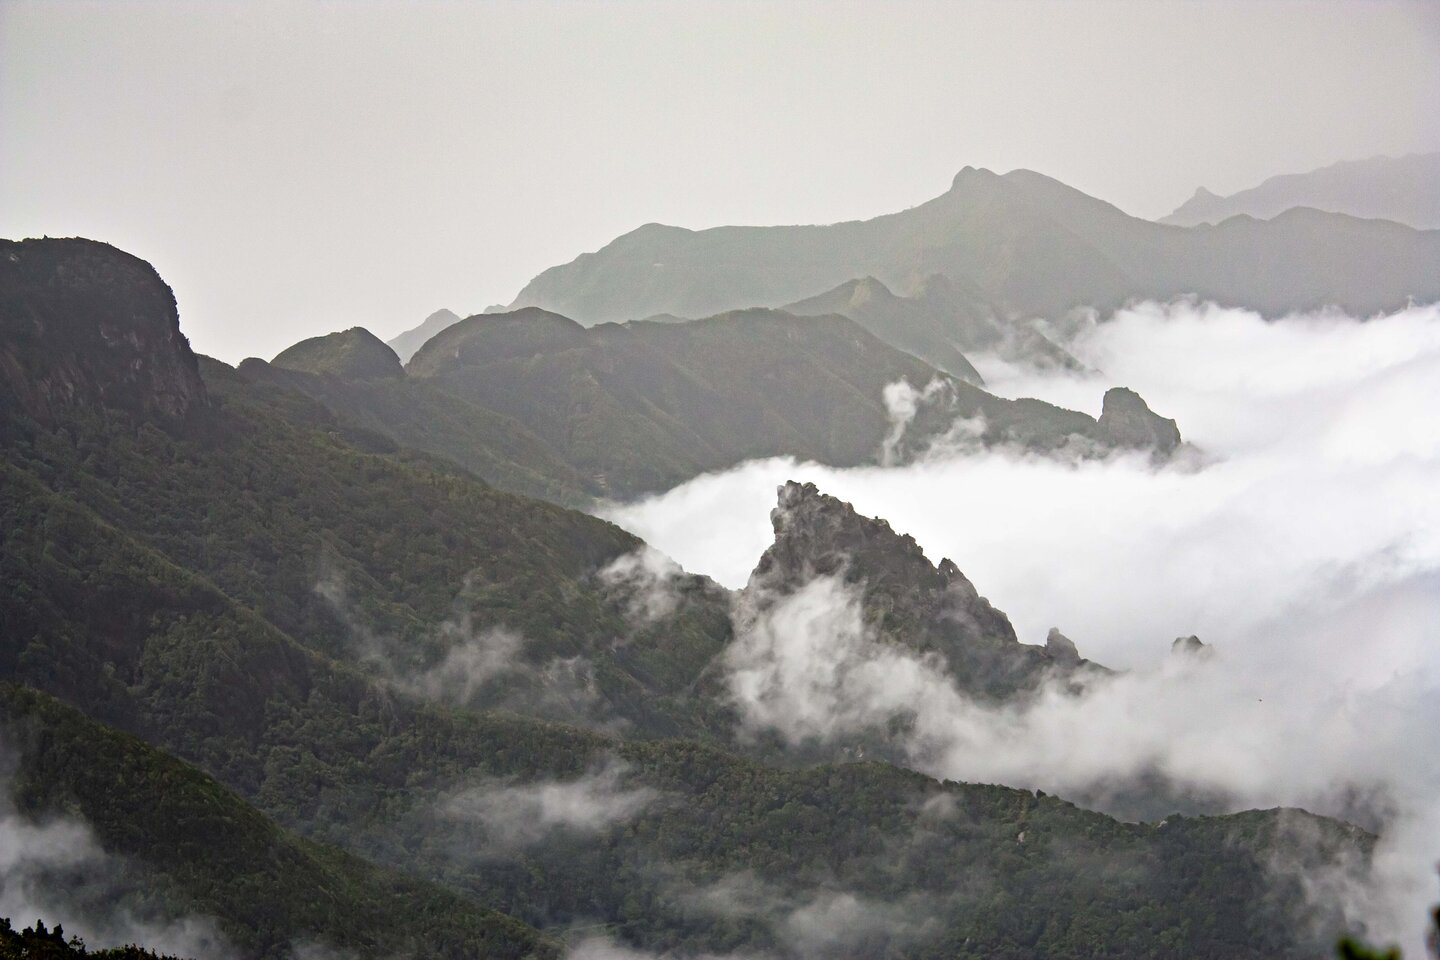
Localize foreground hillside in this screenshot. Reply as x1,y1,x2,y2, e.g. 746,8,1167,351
0,237,1380,958
507,165,1440,325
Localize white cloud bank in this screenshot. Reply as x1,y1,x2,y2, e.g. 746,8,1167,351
602,299,1440,949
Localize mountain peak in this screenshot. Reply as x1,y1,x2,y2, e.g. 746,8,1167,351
272,327,403,380
1098,387,1182,455
949,165,999,192
744,481,1076,700
0,237,207,425
386,307,462,364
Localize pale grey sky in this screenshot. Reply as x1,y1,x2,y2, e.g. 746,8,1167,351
2,0,1437,363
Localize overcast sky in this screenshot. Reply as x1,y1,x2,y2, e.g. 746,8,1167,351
2,0,1437,363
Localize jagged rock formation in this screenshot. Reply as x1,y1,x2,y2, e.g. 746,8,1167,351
1172,635,1214,658
743,481,1094,699
1097,386,1183,455
1161,153,1440,229
272,326,404,380
0,238,207,424
387,307,461,363
1045,627,1082,664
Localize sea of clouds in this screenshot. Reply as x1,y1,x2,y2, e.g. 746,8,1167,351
601,299,1440,950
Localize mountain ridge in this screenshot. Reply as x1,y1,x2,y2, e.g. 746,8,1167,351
1162,153,1440,229
506,165,1440,325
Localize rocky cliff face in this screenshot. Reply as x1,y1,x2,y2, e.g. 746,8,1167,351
743,481,1091,699
1097,387,1182,455
0,238,207,425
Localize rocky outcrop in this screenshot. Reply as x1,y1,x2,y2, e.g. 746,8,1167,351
744,481,1093,699
1045,627,1081,664
1171,635,1213,658
272,327,404,380
1097,387,1182,455
0,238,207,425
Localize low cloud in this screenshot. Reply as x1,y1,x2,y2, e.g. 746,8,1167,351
0,758,232,958
316,569,611,726
598,546,686,624
602,299,1440,950
439,759,658,852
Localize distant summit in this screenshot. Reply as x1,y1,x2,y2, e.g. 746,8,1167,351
507,164,1440,327
272,326,403,380
1161,153,1440,229
388,307,462,363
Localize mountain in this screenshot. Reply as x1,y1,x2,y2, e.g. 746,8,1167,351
1162,153,1440,229
387,307,461,364
0,237,1379,958
402,306,1181,497
783,276,987,382
271,326,403,380
0,238,207,425
507,166,1440,324
744,481,1101,701
236,353,603,506
784,274,1083,375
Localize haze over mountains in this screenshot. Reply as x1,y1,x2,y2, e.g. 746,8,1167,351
4,144,1440,959
501,164,1440,327
1162,153,1440,229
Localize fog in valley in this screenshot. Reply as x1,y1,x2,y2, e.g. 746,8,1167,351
605,300,1440,947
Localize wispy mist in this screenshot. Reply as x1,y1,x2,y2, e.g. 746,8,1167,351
440,758,658,854
0,757,231,958
602,299,1440,948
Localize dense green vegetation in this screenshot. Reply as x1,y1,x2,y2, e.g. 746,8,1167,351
0,685,556,960
1,918,179,960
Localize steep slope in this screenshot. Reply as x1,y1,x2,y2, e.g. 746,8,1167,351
0,685,555,960
507,166,1440,323
235,353,601,506
1162,153,1440,229
785,274,1083,374
0,238,206,425
387,307,462,363
783,276,987,382
742,481,1096,702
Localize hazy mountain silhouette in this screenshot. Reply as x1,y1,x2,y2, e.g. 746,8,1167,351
388,307,462,363
508,166,1440,324
1162,153,1440,229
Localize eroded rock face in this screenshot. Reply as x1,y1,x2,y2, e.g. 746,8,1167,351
1097,387,1181,455
743,481,1084,699
0,238,207,424
1045,627,1081,664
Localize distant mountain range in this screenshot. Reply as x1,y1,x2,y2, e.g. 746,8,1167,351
1162,153,1440,229
497,165,1439,327
0,237,1373,958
